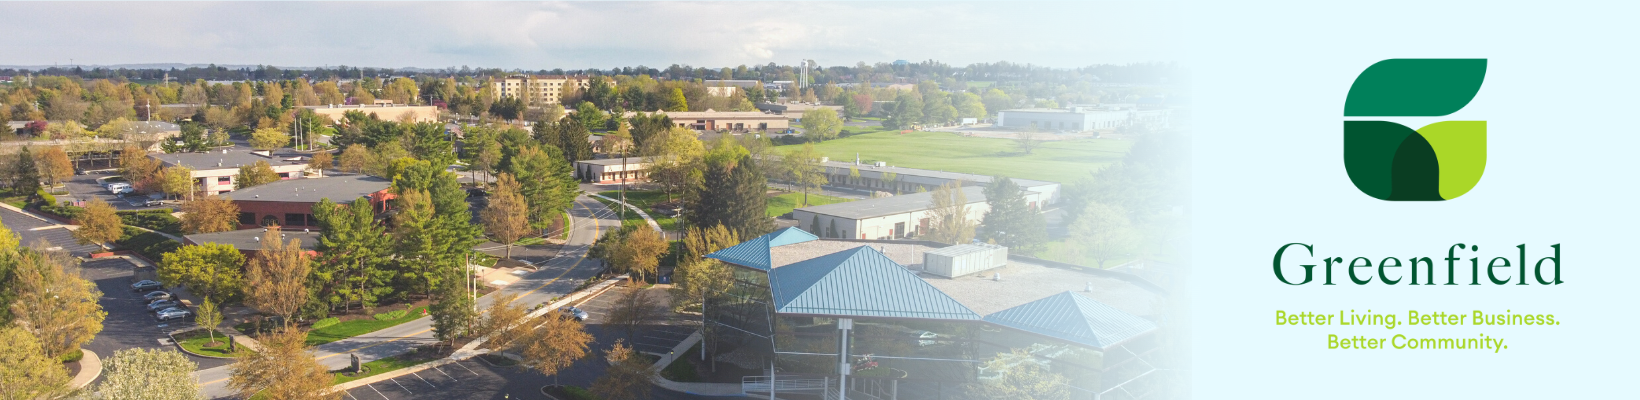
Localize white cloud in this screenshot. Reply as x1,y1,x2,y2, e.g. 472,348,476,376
0,1,1180,69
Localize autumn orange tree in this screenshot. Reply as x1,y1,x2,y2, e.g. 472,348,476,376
246,227,310,325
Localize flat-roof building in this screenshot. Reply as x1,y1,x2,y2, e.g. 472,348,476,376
302,104,439,124
573,157,649,185
791,185,1051,240
222,174,392,229
183,228,322,257
997,105,1173,132
626,109,789,132
151,148,316,195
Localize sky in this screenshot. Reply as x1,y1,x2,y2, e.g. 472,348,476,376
0,1,1180,71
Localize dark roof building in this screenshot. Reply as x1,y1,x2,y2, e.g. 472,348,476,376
223,174,393,229
183,228,322,255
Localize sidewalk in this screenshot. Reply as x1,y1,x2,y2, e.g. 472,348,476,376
650,330,751,396
67,349,102,391
589,193,662,232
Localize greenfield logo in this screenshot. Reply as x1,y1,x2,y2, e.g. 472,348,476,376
1344,59,1487,201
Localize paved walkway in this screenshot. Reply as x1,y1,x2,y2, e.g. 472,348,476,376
589,193,663,232
195,195,618,398
67,349,102,391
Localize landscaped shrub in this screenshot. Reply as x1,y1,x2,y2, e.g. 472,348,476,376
34,190,55,207
118,210,182,235
37,203,82,221
312,317,341,330
114,226,182,261
373,310,408,321
563,386,598,400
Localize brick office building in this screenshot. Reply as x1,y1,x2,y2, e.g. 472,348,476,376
224,174,393,229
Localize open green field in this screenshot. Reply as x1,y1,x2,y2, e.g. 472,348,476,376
766,191,850,217
775,131,1131,184
332,354,436,384
176,330,255,358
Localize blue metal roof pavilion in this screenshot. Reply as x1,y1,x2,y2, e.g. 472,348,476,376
768,246,981,321
982,291,1158,350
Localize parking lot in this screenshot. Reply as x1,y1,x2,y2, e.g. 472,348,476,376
341,359,550,400
572,285,698,357
61,171,173,211
0,207,101,256
80,257,234,371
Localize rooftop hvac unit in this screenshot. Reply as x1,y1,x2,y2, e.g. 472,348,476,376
923,243,1008,278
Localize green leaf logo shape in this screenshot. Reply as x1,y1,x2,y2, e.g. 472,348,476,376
1344,59,1487,201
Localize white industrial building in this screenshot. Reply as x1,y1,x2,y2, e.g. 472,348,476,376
996,104,1172,132
791,185,1051,240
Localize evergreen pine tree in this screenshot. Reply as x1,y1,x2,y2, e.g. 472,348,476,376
978,176,1049,254
15,146,40,196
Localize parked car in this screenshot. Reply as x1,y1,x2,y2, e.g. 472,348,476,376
146,299,181,312
131,280,164,292
143,291,173,301
107,182,133,194
559,306,588,322
155,307,192,321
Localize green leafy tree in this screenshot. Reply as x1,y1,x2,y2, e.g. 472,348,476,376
161,166,195,199
196,298,225,346
800,108,842,141
781,143,828,206
249,128,291,150
158,243,247,303
0,325,69,399
91,348,202,400
978,176,1048,254
428,263,474,346
9,249,106,360
481,174,532,258
642,126,705,201
961,350,1071,400
925,181,976,244
73,198,123,248
1065,201,1139,268
666,87,689,111
234,160,279,189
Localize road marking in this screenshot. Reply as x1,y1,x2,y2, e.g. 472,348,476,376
389,377,413,394
345,389,360,400
411,371,437,389
453,361,481,376
433,365,457,381
367,383,390,400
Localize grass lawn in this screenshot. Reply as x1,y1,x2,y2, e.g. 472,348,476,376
514,237,547,246
332,355,436,384
176,330,255,358
1038,241,1136,270
660,343,704,382
595,190,680,231
775,130,1132,184
766,191,850,217
305,305,429,346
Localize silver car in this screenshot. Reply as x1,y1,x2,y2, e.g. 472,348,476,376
155,307,191,321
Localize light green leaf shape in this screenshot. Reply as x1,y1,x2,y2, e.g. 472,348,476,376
1417,121,1487,200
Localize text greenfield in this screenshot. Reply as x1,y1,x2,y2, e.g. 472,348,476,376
1271,243,1564,286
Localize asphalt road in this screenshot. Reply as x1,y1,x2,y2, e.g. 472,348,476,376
339,357,719,400
198,195,617,399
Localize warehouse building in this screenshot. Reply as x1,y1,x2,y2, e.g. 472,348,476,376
790,185,1050,240
573,157,649,184
628,109,790,132
996,105,1172,132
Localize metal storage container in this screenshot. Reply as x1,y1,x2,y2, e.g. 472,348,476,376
923,243,1008,278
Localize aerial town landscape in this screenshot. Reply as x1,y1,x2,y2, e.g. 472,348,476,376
0,3,1187,400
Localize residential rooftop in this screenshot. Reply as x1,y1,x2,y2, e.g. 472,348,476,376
576,156,647,166
183,228,322,252
224,174,391,204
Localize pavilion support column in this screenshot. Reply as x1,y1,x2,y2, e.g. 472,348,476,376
837,317,853,400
